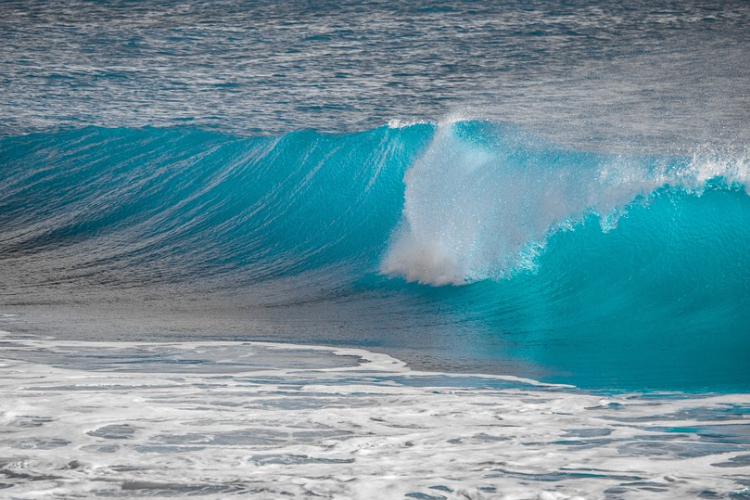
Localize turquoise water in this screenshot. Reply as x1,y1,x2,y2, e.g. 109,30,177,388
2,122,749,391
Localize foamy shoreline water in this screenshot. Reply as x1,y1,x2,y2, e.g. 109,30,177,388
1,328,749,499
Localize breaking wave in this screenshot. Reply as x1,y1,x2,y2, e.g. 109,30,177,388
2,121,749,390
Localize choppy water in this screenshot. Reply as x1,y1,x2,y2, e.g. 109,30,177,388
2,0,749,151
1,0,750,497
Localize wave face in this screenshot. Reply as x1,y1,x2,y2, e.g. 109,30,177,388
0,125,429,296
1,122,749,391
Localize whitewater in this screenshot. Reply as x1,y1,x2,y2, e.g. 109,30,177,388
1,324,750,500
2,0,750,498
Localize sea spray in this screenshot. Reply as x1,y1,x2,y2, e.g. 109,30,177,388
382,120,750,285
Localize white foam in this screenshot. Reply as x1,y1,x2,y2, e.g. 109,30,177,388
387,118,430,129
0,329,748,499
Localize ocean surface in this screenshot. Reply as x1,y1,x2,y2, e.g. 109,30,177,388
1,0,750,498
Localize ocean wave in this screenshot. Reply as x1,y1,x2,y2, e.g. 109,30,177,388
2,122,750,389
2,121,749,294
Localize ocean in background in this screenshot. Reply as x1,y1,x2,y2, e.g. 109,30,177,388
2,0,750,498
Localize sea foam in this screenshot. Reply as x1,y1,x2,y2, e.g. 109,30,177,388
1,329,749,499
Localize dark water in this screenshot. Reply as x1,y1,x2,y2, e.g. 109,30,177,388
1,0,750,392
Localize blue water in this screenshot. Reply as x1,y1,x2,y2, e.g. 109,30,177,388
2,0,750,393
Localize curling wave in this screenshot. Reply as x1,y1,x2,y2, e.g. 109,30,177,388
1,121,749,390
